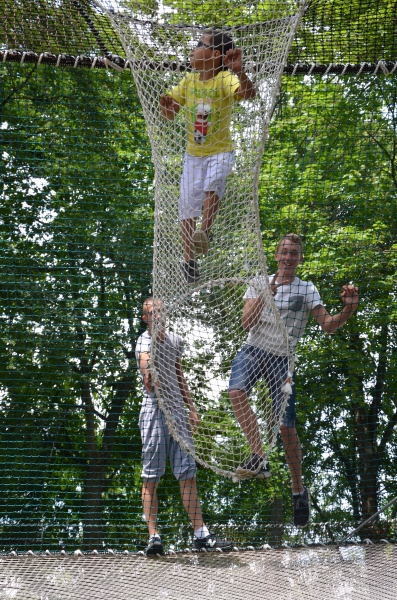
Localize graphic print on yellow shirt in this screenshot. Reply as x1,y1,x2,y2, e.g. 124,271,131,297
170,71,241,157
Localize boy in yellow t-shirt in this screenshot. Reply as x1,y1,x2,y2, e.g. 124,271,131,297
160,29,256,284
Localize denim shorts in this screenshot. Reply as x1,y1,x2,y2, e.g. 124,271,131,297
229,344,296,428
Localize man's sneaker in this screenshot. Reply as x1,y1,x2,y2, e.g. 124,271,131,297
255,461,272,479
194,534,233,552
192,229,211,255
182,260,200,285
145,534,164,556
236,453,269,479
292,487,311,527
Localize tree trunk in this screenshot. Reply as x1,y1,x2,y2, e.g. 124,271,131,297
350,331,380,520
81,373,135,549
83,455,108,548
268,497,283,547
355,400,379,519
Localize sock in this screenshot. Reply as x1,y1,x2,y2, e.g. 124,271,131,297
149,533,161,541
293,490,305,498
194,525,210,539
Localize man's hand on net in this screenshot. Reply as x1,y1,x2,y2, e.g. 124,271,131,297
270,272,283,296
340,284,359,310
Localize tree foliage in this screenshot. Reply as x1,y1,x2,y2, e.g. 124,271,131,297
0,63,153,549
1,56,397,551
261,71,397,526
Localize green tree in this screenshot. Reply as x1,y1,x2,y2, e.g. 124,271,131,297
260,71,397,526
0,62,153,548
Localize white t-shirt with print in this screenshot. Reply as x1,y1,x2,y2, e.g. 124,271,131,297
135,330,184,404
244,275,323,355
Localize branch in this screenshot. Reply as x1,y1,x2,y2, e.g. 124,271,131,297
122,347,134,360
378,409,397,456
102,372,135,458
53,434,87,467
329,426,361,521
310,495,336,543
0,64,37,109
75,403,106,421
369,323,389,426
366,130,392,161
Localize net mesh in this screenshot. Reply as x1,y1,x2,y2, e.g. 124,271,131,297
92,0,306,479
1,544,397,600
1,3,397,595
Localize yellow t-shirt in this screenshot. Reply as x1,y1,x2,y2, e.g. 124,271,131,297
170,71,241,157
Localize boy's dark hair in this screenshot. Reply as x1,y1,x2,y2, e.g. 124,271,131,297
204,29,236,69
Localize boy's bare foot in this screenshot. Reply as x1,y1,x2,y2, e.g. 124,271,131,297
192,229,211,255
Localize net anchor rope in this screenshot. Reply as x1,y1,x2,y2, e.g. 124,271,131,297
339,493,397,545
1,49,396,76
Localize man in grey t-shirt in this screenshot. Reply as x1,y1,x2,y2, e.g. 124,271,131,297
228,234,359,526
136,297,232,555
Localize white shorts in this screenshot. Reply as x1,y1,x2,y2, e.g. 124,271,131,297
179,151,235,221
139,399,196,482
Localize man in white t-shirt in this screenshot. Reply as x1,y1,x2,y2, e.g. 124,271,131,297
136,297,232,555
228,234,359,526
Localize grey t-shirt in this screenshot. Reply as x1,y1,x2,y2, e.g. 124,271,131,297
135,330,184,403
244,275,323,355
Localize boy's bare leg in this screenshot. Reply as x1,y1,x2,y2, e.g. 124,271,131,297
280,426,304,494
229,389,264,457
181,218,196,263
179,478,205,531
142,481,159,537
201,191,220,233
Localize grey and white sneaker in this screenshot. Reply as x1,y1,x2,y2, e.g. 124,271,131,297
292,487,311,527
236,453,271,479
194,534,233,552
192,229,211,255
145,534,164,556
255,461,272,479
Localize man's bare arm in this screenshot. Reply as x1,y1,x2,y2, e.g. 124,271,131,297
311,285,359,334
139,351,153,394
242,297,264,331
176,358,199,432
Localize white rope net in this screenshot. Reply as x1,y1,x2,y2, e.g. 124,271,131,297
93,0,305,478
1,544,397,600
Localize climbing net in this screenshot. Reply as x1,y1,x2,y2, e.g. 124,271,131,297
93,0,306,478
1,543,397,600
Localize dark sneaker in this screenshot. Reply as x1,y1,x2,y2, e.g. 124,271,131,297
182,260,200,285
292,487,311,527
236,453,269,478
194,534,233,552
145,534,164,556
192,229,211,255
